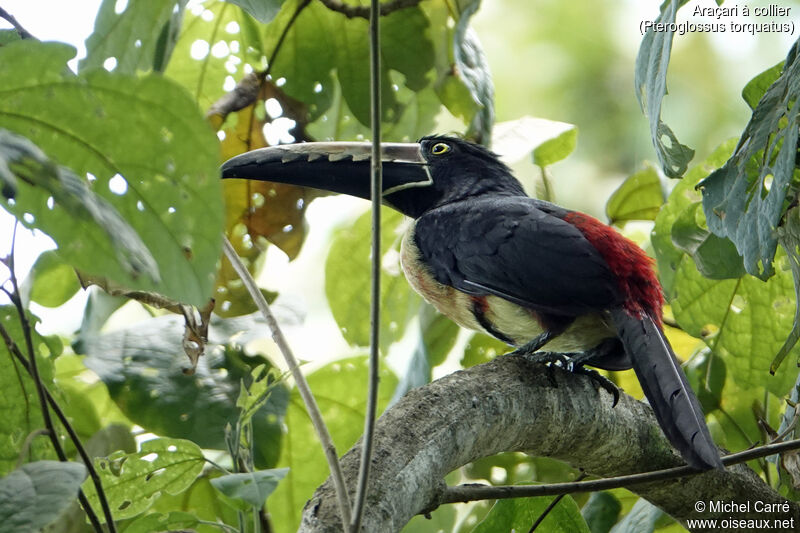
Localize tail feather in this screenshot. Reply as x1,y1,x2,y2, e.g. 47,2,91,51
610,308,723,470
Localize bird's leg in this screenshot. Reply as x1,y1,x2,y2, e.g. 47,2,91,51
506,330,555,356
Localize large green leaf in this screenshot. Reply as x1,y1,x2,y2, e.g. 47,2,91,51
82,437,205,521
699,42,800,279
150,475,239,532
742,61,784,110
609,498,662,533
0,40,223,307
325,208,420,349
472,495,589,533
268,356,398,533
671,253,799,395
492,116,578,167
81,0,184,74
634,0,694,178
82,312,289,468
0,461,86,533
0,306,59,475
581,491,622,533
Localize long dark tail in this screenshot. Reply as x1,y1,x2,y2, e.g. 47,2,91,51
610,308,723,470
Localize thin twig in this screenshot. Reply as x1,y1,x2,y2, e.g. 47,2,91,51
350,0,382,531
0,6,34,39
221,236,352,529
2,232,112,532
441,437,800,504
0,318,116,532
318,0,423,19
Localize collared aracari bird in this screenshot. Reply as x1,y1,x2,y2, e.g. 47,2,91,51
222,135,723,470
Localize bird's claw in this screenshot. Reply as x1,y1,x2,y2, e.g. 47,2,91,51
510,350,620,406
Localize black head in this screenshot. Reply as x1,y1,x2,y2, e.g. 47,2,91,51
384,136,526,217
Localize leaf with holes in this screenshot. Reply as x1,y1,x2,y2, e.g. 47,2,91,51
82,438,205,521
81,0,184,74
473,495,589,533
773,206,800,372
325,208,419,349
0,129,159,283
82,312,289,468
0,40,222,307
635,0,694,178
0,306,61,475
210,468,288,509
166,1,266,110
606,164,663,225
699,44,800,279
671,203,746,280
268,357,397,532
0,461,87,533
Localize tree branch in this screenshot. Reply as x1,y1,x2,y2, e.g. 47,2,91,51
297,355,800,532
317,0,423,19
0,7,34,39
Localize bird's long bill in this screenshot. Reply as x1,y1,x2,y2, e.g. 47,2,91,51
220,142,431,200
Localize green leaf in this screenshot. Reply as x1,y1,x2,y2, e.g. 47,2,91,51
210,468,288,508
0,129,159,283
492,116,578,167
0,30,21,46
773,206,800,372
82,313,289,468
83,437,205,521
0,461,87,533
268,356,398,533
21,250,80,308
684,350,726,413
126,511,201,533
325,208,420,349
671,253,800,395
581,491,621,533
0,306,59,475
671,203,746,280
698,43,800,279
635,0,694,178
652,139,738,296
420,304,459,368
150,475,239,531
226,0,285,23
610,498,661,533
472,495,590,533
81,0,183,74
166,1,266,110
606,164,663,224
742,61,784,110
0,41,223,306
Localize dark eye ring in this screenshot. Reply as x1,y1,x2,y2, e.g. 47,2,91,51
430,142,450,155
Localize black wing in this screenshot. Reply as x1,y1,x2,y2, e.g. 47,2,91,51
413,196,623,316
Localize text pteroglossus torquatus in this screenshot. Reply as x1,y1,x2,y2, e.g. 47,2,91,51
222,135,723,470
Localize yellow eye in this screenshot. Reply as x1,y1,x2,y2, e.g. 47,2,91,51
430,142,450,155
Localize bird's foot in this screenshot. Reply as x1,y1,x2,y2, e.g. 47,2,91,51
513,350,620,406
571,366,620,407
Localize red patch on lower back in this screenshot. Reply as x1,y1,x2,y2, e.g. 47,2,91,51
564,212,663,324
